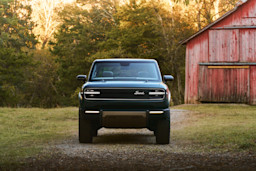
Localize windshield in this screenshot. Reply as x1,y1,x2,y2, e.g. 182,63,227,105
90,61,161,81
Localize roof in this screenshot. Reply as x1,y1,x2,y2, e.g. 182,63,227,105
94,58,157,62
181,0,249,45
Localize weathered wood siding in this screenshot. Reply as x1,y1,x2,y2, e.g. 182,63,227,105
250,66,256,105
209,30,239,62
198,66,250,103
240,29,256,62
185,31,208,104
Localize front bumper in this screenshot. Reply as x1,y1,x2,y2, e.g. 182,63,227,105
79,108,170,129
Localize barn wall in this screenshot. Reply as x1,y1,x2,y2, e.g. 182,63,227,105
250,66,256,105
208,29,256,63
185,31,209,104
240,29,256,62
185,47,189,103
209,29,240,62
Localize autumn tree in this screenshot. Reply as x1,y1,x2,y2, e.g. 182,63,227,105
175,0,238,30
51,0,194,105
0,0,37,106
27,0,76,49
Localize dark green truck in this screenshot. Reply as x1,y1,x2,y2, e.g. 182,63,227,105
77,59,173,144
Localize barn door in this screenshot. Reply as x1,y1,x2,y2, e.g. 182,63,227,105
198,66,250,103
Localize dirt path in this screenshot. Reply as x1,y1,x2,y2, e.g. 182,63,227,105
22,109,256,171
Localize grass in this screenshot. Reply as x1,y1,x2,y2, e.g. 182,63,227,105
1,104,256,167
0,107,77,167
172,104,256,152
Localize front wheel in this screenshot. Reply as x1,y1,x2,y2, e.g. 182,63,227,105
155,116,170,144
79,112,93,143
93,129,98,137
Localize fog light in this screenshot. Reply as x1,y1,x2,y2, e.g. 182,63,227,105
85,111,100,114
149,111,164,114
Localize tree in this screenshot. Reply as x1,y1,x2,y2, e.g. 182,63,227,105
0,0,37,106
51,2,112,105
27,0,76,49
22,49,59,107
174,0,238,30
52,0,194,105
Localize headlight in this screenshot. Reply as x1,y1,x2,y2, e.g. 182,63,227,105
148,89,165,99
83,89,101,98
148,91,165,95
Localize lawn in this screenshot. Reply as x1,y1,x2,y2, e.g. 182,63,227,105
0,108,78,167
173,104,256,152
0,104,256,167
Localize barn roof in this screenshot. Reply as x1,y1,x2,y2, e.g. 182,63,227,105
181,0,249,45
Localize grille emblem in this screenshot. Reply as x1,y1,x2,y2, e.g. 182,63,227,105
134,91,145,96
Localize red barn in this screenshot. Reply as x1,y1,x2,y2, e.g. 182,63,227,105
182,0,256,105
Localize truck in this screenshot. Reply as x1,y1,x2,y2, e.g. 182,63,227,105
77,59,173,144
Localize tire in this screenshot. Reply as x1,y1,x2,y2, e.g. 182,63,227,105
155,116,170,144
93,129,98,137
79,112,93,143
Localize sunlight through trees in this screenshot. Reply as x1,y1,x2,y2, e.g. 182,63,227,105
0,0,239,107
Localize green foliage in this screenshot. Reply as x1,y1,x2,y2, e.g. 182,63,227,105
51,5,102,105
52,0,195,105
23,50,59,107
0,0,37,106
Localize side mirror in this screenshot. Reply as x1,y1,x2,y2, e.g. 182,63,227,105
76,75,87,82
163,75,174,82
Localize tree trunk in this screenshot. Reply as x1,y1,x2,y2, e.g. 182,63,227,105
214,0,220,20
197,9,201,30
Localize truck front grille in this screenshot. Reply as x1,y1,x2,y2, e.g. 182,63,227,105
83,88,165,100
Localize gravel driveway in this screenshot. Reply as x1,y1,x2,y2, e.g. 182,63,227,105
23,109,256,171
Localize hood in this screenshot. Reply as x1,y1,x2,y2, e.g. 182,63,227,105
82,81,167,89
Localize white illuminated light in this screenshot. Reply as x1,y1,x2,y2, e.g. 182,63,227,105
149,111,164,114
149,92,165,95
84,91,100,95
85,111,100,114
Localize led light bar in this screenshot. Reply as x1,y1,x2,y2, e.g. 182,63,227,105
84,91,100,95
149,92,165,95
149,111,164,114
85,111,100,114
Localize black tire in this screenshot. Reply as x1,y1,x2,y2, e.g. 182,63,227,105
79,113,93,143
155,117,170,144
93,129,98,137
